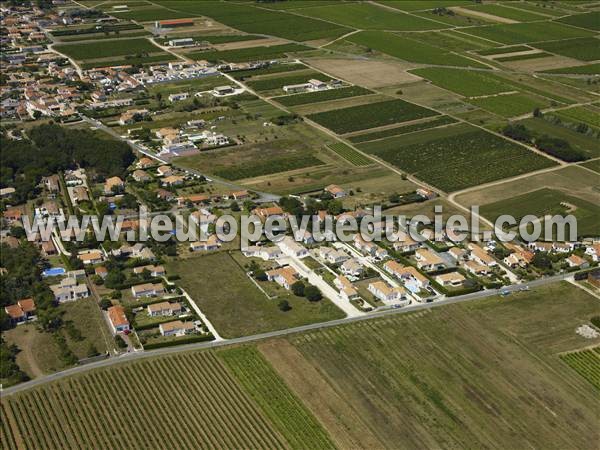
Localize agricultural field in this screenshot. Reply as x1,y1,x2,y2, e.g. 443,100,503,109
153,0,351,41
479,187,600,239
582,159,600,174
156,34,265,45
460,21,595,45
229,63,307,80
560,348,600,390
357,123,556,192
219,347,334,449
552,106,600,130
346,31,488,68
296,2,449,31
348,116,458,143
411,67,513,96
187,43,311,63
266,282,600,449
272,86,374,107
476,44,533,55
460,3,549,22
307,98,438,134
54,38,163,61
165,253,344,339
536,37,600,62
468,92,550,118
245,71,332,93
557,11,600,31
378,1,474,11
494,52,552,62
326,142,373,166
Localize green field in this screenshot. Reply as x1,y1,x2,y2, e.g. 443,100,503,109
582,159,600,174
298,2,448,30
378,1,474,11
214,154,325,180
495,52,552,62
468,92,550,118
462,3,548,22
536,37,600,62
230,63,307,80
272,86,373,106
348,116,458,143
346,31,488,68
307,99,438,134
560,348,600,391
326,142,372,166
165,253,344,339
157,34,264,45
357,123,556,192
461,21,594,45
246,71,332,92
541,63,600,74
220,346,334,449
557,11,600,31
476,45,532,55
110,7,190,21
154,0,350,41
54,38,164,61
188,43,310,63
411,67,513,96
480,187,600,238
79,54,175,69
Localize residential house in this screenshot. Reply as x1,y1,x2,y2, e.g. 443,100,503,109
161,175,185,187
131,282,165,298
278,236,308,258
324,184,346,198
341,258,363,277
133,265,166,277
104,176,124,194
394,266,430,290
435,272,466,287
156,189,176,202
585,244,600,262
41,240,57,256
95,266,108,279
159,320,195,337
368,281,406,303
334,275,359,301
137,157,154,169
4,298,36,322
72,186,89,203
448,247,467,261
242,245,282,261
156,165,173,177
553,242,575,253
266,266,299,290
566,254,589,269
393,236,421,253
147,301,182,317
78,250,104,265
414,248,446,271
230,190,249,200
467,243,497,267
108,305,130,333
118,108,148,125
190,235,221,251
353,235,388,260
50,281,89,302
132,169,151,182
464,260,490,276
319,247,349,265
252,206,284,221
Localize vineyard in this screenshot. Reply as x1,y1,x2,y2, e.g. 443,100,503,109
326,142,372,166
348,116,457,144
273,86,373,107
307,99,438,134
560,347,600,390
0,352,289,449
214,154,324,180
220,346,334,450
188,43,311,64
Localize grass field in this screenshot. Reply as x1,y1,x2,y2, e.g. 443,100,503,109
348,116,458,143
0,351,291,449
326,142,372,166
560,348,600,390
154,0,350,41
468,92,550,118
110,7,190,21
378,1,474,11
557,11,600,31
272,86,373,106
307,98,438,134
220,346,334,449
346,31,487,68
268,282,600,449
476,45,532,55
581,159,600,174
357,123,556,192
536,37,600,61
54,38,163,61
461,3,548,22
214,154,324,180
188,43,311,63
298,2,448,30
494,52,552,62
541,63,600,74
553,106,600,130
461,21,594,45
165,252,344,338
479,187,600,238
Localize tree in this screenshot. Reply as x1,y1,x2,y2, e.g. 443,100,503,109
291,281,305,297
532,252,552,270
278,299,291,312
254,269,267,281
326,199,343,215
114,335,127,349
99,298,113,310
533,107,542,118
230,200,240,212
105,269,125,289
305,285,322,302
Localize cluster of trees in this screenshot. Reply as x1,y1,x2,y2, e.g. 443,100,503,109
279,196,344,217
1,124,135,203
502,124,588,162
0,338,29,386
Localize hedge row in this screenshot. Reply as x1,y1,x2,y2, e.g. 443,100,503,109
143,334,214,349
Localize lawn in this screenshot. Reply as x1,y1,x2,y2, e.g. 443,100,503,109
479,187,600,238
272,86,373,107
536,37,600,62
307,98,438,134
348,116,458,143
461,21,594,45
188,43,311,63
411,67,513,96
357,123,556,192
346,31,487,68
468,92,550,118
165,252,344,338
298,2,449,30
266,281,600,450
54,38,163,61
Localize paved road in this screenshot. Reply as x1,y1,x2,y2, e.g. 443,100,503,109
1,272,577,396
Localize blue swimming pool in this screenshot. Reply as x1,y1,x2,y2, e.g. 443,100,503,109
43,267,66,277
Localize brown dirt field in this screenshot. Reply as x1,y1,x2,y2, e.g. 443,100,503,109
501,55,584,72
258,339,384,450
290,93,389,115
304,57,421,88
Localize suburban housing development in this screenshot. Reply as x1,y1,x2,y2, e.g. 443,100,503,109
0,0,599,449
